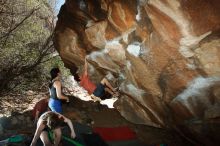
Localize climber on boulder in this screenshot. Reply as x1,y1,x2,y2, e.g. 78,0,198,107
75,58,119,102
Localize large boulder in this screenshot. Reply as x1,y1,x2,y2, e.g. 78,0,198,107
54,0,220,145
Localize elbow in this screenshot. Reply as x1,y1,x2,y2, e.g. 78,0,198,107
66,118,71,123
57,95,62,100
56,93,63,99
66,118,73,126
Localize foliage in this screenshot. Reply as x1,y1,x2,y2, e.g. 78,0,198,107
0,0,64,94
16,55,71,92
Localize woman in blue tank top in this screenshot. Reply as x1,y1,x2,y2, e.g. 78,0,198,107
49,68,69,113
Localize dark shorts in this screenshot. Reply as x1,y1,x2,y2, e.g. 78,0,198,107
93,83,105,97
42,127,50,132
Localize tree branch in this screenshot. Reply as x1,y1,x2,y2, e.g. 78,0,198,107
40,53,59,64
0,7,40,40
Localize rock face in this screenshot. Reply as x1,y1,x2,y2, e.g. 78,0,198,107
54,0,220,145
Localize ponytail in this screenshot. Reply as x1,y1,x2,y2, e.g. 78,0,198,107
49,68,60,88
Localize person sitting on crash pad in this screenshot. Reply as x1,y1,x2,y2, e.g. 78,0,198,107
32,97,49,125
30,111,75,146
75,58,119,102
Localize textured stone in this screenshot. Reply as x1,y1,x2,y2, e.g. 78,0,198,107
54,0,220,145
115,95,163,127
195,39,220,76
85,21,107,49
11,117,18,125
0,124,3,135
108,0,136,33
17,115,25,121
205,103,220,119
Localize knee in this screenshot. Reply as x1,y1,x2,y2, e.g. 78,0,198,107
54,128,62,137
41,138,51,146
100,78,107,84
40,132,51,146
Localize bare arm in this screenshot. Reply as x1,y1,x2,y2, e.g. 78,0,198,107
58,114,76,138
30,121,46,146
84,58,88,76
54,81,69,102
49,88,51,96
66,118,76,138
34,110,40,125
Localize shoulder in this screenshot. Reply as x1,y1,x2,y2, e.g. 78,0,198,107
39,111,52,119
81,72,89,81
53,80,61,87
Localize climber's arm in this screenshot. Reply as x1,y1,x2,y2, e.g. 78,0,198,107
83,59,88,77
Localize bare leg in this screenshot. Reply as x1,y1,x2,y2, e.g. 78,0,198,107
40,131,53,146
104,87,114,95
53,128,62,146
101,78,119,97
100,78,115,92
91,94,101,102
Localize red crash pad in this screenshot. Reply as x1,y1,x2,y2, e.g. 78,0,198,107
93,126,136,141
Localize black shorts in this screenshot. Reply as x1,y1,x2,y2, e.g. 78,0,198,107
93,83,105,97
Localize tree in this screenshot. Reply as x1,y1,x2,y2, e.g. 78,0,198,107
0,0,57,94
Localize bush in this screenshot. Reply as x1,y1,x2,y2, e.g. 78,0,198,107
0,0,62,94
